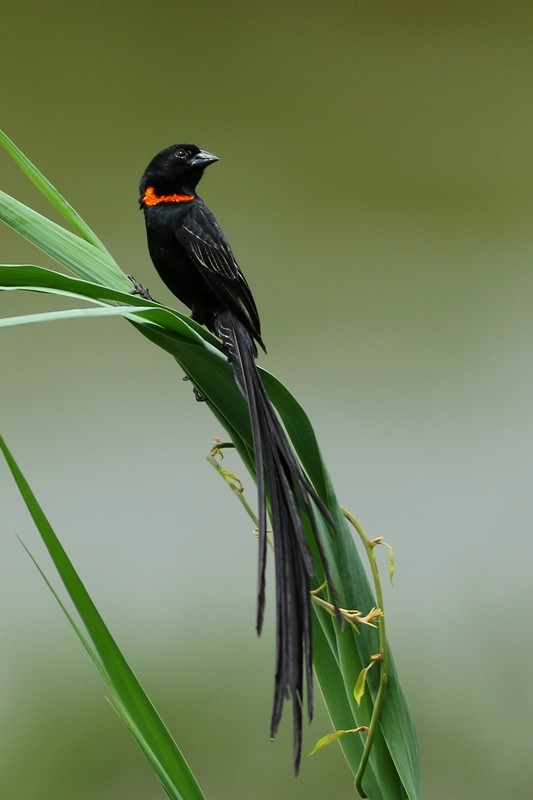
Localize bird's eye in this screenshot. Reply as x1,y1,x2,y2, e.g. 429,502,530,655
174,148,187,160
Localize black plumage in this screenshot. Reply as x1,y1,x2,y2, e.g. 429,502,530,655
139,143,338,772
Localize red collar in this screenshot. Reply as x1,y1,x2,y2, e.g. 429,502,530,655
141,186,195,206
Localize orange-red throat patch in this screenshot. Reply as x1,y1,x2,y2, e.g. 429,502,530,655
142,186,195,206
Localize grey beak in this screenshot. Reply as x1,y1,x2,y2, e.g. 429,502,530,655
191,149,219,169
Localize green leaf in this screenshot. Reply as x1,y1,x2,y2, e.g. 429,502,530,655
0,304,155,328
355,660,377,706
0,264,222,349
0,128,111,253
310,728,360,756
0,190,130,289
0,434,206,800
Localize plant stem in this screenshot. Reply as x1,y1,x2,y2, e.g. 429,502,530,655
342,508,389,800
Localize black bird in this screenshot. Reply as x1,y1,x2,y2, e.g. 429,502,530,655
139,144,338,772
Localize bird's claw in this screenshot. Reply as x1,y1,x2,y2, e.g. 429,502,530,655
127,274,157,302
182,375,206,402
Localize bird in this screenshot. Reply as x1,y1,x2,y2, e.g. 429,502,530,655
138,143,338,772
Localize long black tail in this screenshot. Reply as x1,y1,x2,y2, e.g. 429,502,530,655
214,309,338,774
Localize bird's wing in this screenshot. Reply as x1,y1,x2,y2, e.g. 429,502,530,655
176,202,264,347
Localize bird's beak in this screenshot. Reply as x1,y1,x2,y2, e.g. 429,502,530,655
191,149,219,169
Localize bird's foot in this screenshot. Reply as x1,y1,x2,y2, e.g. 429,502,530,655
127,274,157,302
182,375,206,402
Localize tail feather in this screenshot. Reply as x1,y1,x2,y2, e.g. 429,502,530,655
214,310,337,775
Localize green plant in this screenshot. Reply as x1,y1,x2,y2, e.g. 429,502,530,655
0,130,420,799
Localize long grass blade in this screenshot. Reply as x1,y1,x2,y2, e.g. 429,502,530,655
0,190,129,288
1,128,111,254
0,434,206,800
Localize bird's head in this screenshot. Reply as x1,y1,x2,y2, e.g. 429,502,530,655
139,144,219,200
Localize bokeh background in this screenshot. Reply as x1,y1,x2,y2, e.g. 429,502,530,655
2,2,533,797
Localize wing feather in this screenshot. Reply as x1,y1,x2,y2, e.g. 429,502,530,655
176,202,264,348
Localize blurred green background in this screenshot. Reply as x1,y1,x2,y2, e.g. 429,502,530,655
2,1,533,797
